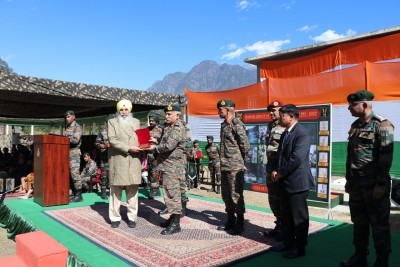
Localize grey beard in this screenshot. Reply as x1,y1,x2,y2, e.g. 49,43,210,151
117,113,134,126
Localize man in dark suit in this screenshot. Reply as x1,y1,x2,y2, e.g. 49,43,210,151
271,104,315,259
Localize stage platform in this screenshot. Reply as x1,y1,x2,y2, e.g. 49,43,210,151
1,190,399,267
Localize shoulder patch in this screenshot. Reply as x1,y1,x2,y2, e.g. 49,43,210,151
373,114,387,122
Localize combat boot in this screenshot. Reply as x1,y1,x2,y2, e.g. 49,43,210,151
70,189,83,203
100,187,108,199
161,214,181,235
217,212,236,231
216,185,221,194
373,252,389,267
340,247,368,267
231,214,245,235
181,197,188,218
264,219,282,238
160,215,172,228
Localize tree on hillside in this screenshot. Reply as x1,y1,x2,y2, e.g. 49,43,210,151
0,58,14,73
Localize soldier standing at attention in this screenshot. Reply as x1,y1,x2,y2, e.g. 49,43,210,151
216,99,249,235
205,135,221,194
64,110,83,202
341,90,394,267
147,114,163,199
147,104,187,235
95,116,112,199
264,100,285,240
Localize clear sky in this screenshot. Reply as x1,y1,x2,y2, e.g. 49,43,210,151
1,0,399,90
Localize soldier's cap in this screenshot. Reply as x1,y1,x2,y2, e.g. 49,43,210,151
82,152,90,158
267,100,283,111
206,135,214,141
347,90,374,102
64,110,75,117
149,113,160,123
193,139,199,144
164,104,181,112
217,99,235,108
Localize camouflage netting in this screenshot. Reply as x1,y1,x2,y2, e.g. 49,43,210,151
0,70,187,119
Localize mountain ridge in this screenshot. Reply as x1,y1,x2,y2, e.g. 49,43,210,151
146,60,257,94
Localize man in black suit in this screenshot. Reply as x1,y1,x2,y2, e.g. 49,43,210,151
271,104,315,259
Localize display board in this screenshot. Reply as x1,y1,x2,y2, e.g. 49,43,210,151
236,104,332,206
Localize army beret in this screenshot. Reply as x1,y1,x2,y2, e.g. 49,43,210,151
217,99,235,108
267,100,283,111
193,140,199,144
347,90,375,102
206,135,214,140
149,114,160,123
82,152,90,158
64,110,75,116
164,104,181,112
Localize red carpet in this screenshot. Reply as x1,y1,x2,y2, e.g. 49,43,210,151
44,198,329,267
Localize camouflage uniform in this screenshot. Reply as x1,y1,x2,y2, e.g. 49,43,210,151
205,142,221,188
80,158,98,189
64,120,83,190
155,119,187,215
346,112,394,257
220,117,250,216
181,121,192,202
265,119,285,225
148,124,163,190
95,128,109,193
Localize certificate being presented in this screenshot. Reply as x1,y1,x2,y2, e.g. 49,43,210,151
135,127,151,148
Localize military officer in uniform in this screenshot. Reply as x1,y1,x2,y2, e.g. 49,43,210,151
147,114,163,199
216,99,250,235
264,100,285,240
95,116,112,199
147,104,187,235
63,110,83,202
341,90,394,267
205,135,221,194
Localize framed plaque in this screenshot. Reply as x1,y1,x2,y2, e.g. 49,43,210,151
136,127,151,148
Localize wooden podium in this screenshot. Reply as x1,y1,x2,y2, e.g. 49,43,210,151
33,135,70,206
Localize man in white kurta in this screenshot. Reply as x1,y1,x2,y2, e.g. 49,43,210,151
107,99,142,228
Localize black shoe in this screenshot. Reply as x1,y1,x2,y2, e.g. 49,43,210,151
128,220,136,228
160,216,172,228
230,214,244,235
264,228,279,238
340,249,368,267
282,248,305,259
70,189,83,203
217,213,236,231
271,243,292,252
111,221,120,228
